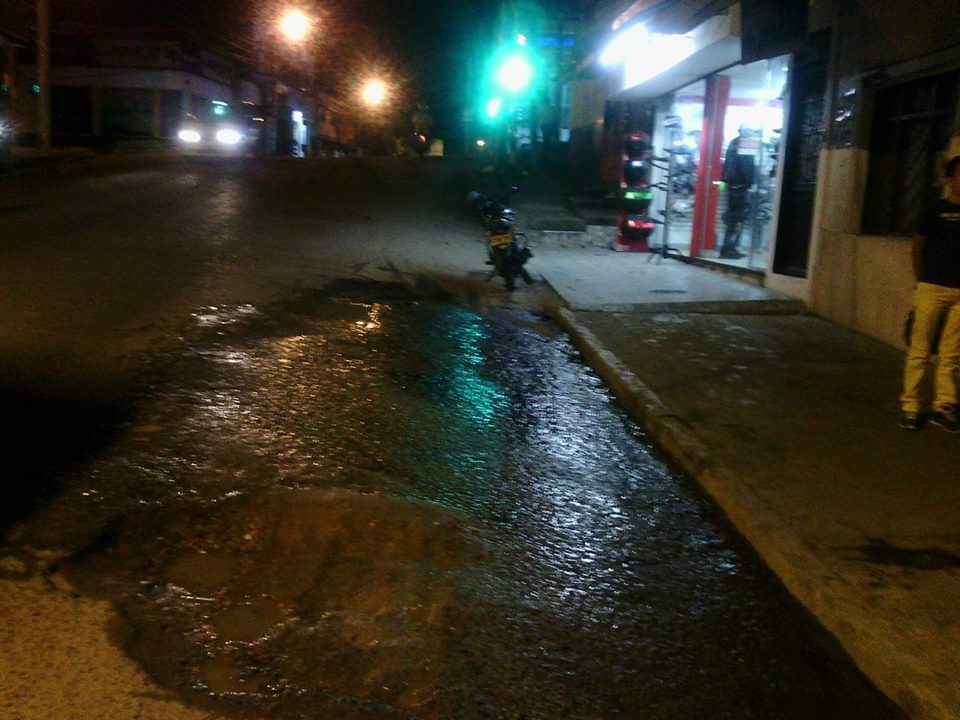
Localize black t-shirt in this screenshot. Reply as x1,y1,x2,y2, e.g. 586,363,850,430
917,199,960,288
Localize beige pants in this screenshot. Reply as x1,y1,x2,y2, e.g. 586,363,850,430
901,282,960,413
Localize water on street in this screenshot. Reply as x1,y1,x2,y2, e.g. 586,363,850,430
0,158,899,719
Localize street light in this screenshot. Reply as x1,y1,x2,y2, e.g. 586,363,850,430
279,8,312,42
485,97,502,119
361,79,388,107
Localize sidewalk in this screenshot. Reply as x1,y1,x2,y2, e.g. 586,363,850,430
537,251,960,720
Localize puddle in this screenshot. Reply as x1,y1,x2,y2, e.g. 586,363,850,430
212,599,288,643
62,488,468,716
164,552,239,596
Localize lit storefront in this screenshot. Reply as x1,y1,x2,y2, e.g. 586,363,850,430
649,54,789,270
597,2,823,278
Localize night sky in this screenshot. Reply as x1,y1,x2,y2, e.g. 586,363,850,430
354,0,501,139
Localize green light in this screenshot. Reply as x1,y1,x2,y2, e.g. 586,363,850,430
624,190,652,201
496,54,533,93
485,97,502,119
31,83,40,95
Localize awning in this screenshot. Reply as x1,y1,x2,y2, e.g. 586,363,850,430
607,5,743,101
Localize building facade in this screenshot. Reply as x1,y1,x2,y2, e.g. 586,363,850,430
4,1,356,157
806,0,960,347
573,0,960,348
578,1,820,275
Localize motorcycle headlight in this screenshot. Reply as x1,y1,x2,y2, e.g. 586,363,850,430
215,128,243,145
178,129,202,143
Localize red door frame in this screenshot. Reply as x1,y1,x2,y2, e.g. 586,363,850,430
690,74,730,256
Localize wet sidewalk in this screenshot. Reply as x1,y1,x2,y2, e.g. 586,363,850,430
539,255,960,720
535,247,801,313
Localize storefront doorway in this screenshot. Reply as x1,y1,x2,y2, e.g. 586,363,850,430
652,55,790,271
292,110,307,157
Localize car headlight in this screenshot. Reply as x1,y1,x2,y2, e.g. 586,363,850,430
215,129,243,145
178,129,202,143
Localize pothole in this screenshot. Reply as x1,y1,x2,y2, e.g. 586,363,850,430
60,488,471,717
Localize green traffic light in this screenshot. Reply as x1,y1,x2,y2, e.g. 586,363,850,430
486,97,503,119
496,54,533,93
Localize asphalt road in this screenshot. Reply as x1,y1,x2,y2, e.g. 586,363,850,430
0,157,901,719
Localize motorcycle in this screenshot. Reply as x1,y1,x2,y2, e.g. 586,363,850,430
487,213,534,292
467,186,519,230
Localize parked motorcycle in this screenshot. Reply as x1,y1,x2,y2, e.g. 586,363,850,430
487,214,534,292
467,186,519,230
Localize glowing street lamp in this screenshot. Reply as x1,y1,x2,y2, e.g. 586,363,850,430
279,8,312,42
361,79,388,107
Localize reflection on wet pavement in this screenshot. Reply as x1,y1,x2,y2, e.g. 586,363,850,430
17,284,897,719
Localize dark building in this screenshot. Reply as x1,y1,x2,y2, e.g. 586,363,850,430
3,0,356,154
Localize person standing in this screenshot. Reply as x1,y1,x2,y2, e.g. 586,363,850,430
719,127,758,259
900,156,960,432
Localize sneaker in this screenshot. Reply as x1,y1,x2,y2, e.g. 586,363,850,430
899,411,922,431
930,406,960,433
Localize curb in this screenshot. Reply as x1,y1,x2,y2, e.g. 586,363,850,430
551,306,931,720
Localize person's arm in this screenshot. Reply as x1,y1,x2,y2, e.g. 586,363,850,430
912,203,937,282
911,233,926,282
721,140,735,183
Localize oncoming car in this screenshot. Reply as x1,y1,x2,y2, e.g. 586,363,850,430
175,101,263,156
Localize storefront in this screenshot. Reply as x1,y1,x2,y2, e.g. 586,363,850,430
649,54,789,270
596,2,824,281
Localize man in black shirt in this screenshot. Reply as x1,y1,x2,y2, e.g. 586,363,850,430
719,127,757,259
900,156,960,432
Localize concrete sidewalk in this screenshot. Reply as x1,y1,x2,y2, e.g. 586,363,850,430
536,247,801,312
537,250,960,720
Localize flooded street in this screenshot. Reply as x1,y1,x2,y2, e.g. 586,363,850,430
0,159,899,719
5,280,894,719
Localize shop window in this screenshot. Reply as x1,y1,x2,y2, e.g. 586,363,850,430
652,56,789,270
863,71,959,235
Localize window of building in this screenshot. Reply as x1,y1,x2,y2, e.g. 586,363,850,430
652,55,789,270
862,71,959,235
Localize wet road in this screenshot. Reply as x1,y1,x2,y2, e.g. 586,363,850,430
0,159,898,719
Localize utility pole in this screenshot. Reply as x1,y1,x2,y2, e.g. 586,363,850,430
36,0,51,154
